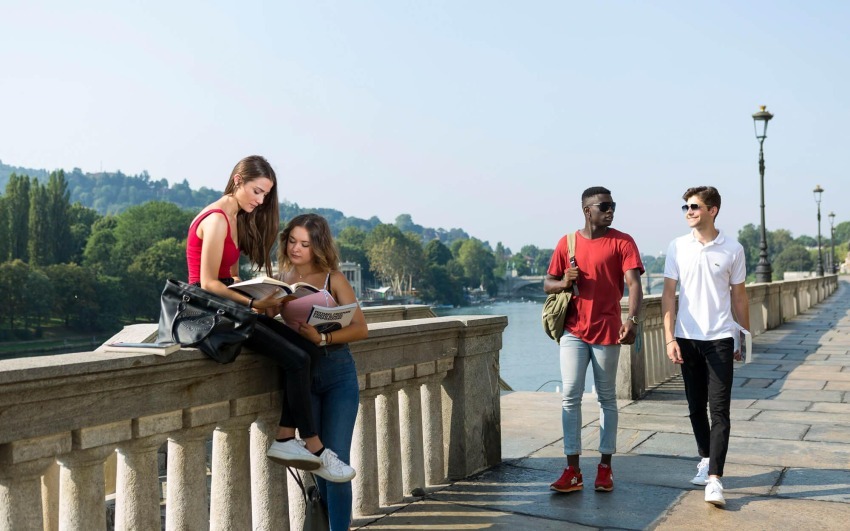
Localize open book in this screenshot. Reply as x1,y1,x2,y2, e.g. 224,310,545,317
229,277,319,300
105,342,181,356
307,302,359,333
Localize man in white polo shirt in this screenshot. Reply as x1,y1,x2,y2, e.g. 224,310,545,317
661,186,749,508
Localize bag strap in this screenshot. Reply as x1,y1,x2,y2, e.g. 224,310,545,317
567,232,576,261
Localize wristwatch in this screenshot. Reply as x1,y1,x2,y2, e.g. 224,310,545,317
319,333,328,347
627,315,639,325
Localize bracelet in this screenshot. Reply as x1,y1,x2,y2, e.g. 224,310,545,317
328,332,333,345
666,339,676,345
246,297,254,308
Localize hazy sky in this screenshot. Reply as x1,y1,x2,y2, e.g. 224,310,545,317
2,1,848,255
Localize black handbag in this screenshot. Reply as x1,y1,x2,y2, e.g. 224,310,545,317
157,278,257,363
287,468,330,531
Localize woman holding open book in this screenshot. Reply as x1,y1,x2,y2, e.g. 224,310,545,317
187,155,355,483
276,213,368,531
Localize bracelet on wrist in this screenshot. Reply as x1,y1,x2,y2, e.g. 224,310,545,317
328,332,333,345
666,339,676,345
246,297,254,308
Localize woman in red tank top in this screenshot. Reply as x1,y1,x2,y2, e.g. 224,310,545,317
189,156,355,484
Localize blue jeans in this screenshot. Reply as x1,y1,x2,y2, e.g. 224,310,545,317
559,332,620,455
311,345,359,531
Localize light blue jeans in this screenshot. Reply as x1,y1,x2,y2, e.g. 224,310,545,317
311,345,359,531
559,332,620,455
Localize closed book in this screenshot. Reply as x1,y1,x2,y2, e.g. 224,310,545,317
105,342,181,356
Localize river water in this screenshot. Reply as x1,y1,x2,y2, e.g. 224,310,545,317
434,301,567,392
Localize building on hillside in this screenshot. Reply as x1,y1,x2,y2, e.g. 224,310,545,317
340,261,362,299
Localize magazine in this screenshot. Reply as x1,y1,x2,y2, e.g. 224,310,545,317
731,322,752,363
307,302,358,333
105,342,181,356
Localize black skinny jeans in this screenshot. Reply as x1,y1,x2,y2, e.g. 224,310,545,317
678,337,735,477
245,314,322,438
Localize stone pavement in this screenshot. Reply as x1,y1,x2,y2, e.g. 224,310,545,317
356,278,850,530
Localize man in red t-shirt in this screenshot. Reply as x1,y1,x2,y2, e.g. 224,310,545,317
544,186,644,494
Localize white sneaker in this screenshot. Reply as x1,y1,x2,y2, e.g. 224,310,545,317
266,439,321,470
690,457,710,485
313,448,356,483
705,477,725,507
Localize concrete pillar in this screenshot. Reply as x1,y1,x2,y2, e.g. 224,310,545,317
166,427,210,531
0,458,53,530
399,382,425,495
421,378,446,485
376,387,403,506
250,415,289,531
56,446,113,531
41,460,60,531
210,417,253,531
115,436,166,531
351,392,379,516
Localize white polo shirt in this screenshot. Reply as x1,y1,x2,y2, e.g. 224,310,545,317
663,229,746,340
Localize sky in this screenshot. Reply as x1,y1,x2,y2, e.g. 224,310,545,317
2,1,849,256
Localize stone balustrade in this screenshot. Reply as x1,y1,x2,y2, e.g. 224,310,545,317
0,307,506,530
618,274,840,399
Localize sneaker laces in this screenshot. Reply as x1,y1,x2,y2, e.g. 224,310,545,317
321,449,348,474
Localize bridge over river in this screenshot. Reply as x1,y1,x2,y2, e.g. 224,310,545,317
502,273,667,297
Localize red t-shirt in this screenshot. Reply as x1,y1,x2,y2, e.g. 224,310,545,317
547,228,644,345
186,209,241,284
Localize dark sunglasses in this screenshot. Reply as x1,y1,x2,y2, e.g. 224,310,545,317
591,202,616,212
681,203,703,213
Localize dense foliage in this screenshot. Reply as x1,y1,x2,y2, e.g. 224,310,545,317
0,160,846,341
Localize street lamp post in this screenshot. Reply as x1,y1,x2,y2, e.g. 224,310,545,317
829,211,836,274
752,106,774,283
813,185,824,277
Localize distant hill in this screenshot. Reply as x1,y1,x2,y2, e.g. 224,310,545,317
0,160,471,245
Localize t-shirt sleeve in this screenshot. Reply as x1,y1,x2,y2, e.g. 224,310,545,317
663,239,679,280
730,245,747,285
547,235,570,277
620,235,645,275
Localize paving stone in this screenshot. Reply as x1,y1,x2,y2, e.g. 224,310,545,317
825,381,850,391
777,468,850,503
809,402,850,414
749,399,811,412
769,389,844,402
804,423,850,444
742,378,774,388
430,461,685,530
656,490,850,530
769,379,826,390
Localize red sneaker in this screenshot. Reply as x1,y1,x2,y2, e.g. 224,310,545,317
550,466,583,493
595,463,614,492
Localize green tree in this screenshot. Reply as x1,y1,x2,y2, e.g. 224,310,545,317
28,179,51,265
366,227,424,295
84,216,120,275
0,259,30,331
834,221,850,245
456,238,496,289
68,203,101,264
0,196,9,261
795,235,817,247
112,202,193,274
424,239,453,266
773,244,814,279
6,173,31,260
126,238,187,320
418,264,464,306
44,263,92,328
46,170,73,263
23,268,53,331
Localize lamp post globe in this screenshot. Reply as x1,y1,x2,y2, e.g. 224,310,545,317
829,211,836,274
752,106,774,283
813,185,824,277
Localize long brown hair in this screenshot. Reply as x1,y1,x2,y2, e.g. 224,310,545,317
224,155,279,275
278,214,340,273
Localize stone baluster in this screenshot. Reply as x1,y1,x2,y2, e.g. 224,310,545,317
351,388,379,517
56,446,114,530
421,375,446,485
165,426,211,531
114,435,168,531
42,460,60,531
0,457,54,530
250,414,289,531
399,379,425,495
376,385,403,506
210,415,255,531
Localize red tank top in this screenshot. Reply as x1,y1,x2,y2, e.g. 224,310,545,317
186,209,241,284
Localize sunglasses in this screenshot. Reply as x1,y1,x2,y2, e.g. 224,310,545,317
681,203,703,213
591,202,616,212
